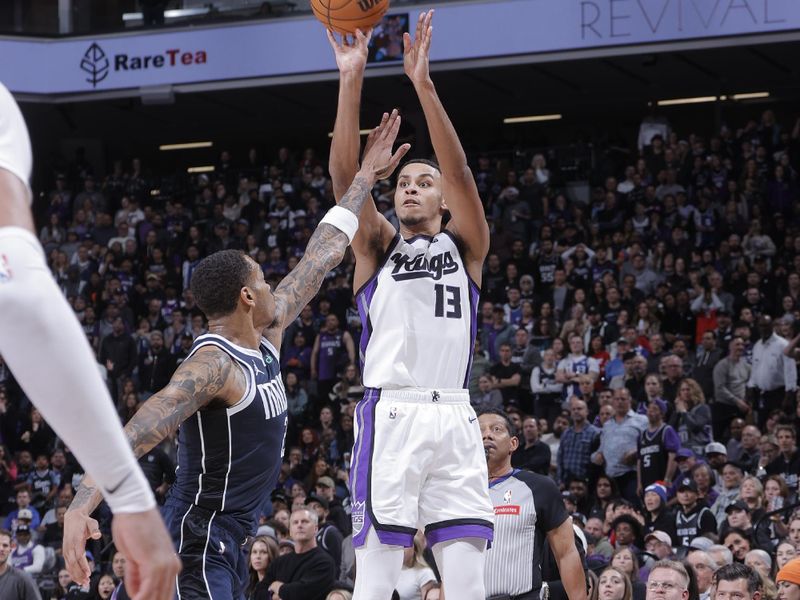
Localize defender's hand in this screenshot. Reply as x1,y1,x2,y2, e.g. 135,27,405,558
359,109,411,181
404,10,434,85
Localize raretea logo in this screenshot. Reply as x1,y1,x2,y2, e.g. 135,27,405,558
80,41,208,88
80,43,110,88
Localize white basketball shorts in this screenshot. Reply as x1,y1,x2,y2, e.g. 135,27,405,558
350,387,494,548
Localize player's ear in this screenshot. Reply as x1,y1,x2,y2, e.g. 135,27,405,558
241,286,255,306
510,435,519,452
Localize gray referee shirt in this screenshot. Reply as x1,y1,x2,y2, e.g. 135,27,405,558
485,468,568,597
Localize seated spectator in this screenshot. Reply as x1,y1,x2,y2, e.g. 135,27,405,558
3,490,41,534
596,566,633,600
246,535,280,600
9,524,45,575
263,508,336,600
395,531,438,600
305,493,343,578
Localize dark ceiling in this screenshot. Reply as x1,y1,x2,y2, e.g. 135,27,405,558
20,37,800,178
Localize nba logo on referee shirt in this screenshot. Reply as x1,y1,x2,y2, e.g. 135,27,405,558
503,490,512,504
0,255,12,283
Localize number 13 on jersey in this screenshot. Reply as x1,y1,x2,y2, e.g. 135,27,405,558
434,283,462,319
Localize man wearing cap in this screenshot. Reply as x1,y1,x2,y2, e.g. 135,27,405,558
747,315,797,429
9,524,45,575
583,306,616,355
314,475,350,537
719,500,772,553
637,398,680,493
306,493,343,579
3,490,41,534
674,476,717,546
712,337,751,440
777,557,800,600
0,528,40,599
645,531,673,560
704,442,729,489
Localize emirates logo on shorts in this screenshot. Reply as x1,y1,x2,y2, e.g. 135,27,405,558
0,254,12,283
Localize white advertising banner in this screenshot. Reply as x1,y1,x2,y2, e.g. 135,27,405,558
1,0,798,95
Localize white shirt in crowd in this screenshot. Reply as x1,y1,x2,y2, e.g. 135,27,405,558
747,333,797,392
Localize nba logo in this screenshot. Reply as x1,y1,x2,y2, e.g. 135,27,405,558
389,407,397,420
0,255,12,284
503,490,512,504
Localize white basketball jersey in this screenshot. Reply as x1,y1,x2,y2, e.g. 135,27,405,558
356,231,480,390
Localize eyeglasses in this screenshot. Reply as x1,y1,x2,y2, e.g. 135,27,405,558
647,582,685,592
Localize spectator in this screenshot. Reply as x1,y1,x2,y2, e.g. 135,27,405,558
685,550,718,600
776,557,800,600
311,315,355,405
263,508,336,600
9,524,45,575
765,425,800,494
637,399,680,492
711,337,750,439
644,560,690,600
643,484,676,543
557,398,601,486
490,342,523,406
511,416,551,475
3,490,41,533
531,348,563,424
674,476,717,546
395,531,438,600
670,379,712,456
748,315,796,429
592,388,648,503
777,542,798,571
0,528,40,599
597,566,633,600
472,374,504,412
305,493,343,578
246,535,279,600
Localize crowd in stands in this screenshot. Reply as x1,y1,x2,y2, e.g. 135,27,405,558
0,104,799,599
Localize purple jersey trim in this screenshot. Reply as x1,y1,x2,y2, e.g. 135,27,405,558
426,523,494,546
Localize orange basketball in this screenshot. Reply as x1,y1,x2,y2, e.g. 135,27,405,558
311,0,390,35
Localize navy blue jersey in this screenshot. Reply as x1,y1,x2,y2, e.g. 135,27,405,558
171,333,287,534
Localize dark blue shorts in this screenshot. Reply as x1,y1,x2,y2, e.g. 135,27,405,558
162,500,251,600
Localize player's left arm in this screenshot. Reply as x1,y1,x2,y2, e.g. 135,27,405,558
404,10,489,281
547,517,588,600
263,112,409,351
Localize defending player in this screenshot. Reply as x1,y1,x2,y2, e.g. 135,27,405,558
0,82,180,598
328,11,493,600
63,112,409,599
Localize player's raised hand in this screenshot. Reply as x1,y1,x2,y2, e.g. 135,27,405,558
403,10,433,85
112,509,181,600
359,109,411,181
326,28,372,74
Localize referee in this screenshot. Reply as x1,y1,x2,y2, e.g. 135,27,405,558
479,409,587,600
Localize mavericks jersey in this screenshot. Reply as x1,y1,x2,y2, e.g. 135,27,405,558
171,333,287,533
357,231,479,390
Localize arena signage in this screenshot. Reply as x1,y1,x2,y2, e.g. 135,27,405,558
0,0,798,96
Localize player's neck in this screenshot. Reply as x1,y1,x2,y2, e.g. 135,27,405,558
399,221,440,240
207,317,261,350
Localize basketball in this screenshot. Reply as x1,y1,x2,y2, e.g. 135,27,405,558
311,0,390,35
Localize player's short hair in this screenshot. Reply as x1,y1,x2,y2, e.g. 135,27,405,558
190,250,252,318
399,158,441,175
477,408,516,436
713,563,761,595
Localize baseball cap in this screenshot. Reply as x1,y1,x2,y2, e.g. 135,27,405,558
725,500,750,514
645,531,672,547
270,489,289,505
256,525,277,540
587,306,600,316
316,476,335,489
689,537,714,551
650,398,668,415
705,442,727,456
617,338,630,345
677,477,698,492
17,508,33,520
562,491,577,504
676,448,695,460
305,493,329,511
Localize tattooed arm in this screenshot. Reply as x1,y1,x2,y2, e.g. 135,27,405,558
64,347,244,527
264,110,410,350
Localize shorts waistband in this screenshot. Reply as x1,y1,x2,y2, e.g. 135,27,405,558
370,387,469,404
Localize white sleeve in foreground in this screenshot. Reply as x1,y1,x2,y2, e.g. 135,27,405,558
0,81,33,201
0,226,154,513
